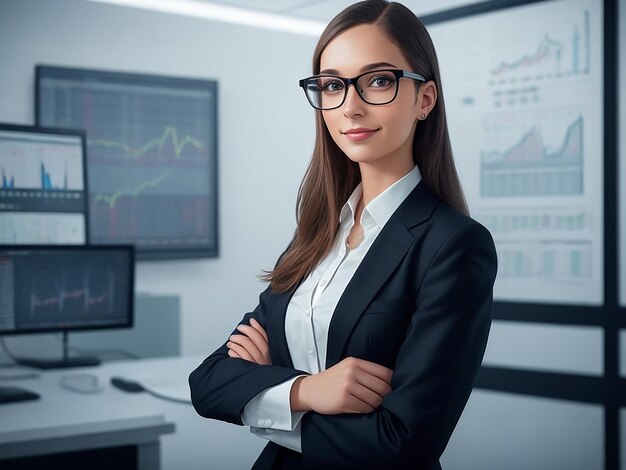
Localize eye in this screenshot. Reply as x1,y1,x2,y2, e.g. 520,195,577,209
320,79,344,94
368,75,395,88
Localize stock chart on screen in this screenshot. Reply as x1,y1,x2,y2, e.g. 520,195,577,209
36,66,218,259
0,125,87,245
0,246,133,333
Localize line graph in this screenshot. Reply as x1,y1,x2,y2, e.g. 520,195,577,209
481,114,583,197
27,267,116,319
89,126,203,159
94,172,170,209
489,10,590,83
491,34,566,76
37,68,218,254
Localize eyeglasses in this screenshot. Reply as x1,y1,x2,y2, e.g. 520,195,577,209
298,69,426,110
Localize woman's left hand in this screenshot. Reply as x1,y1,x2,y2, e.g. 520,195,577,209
227,318,272,365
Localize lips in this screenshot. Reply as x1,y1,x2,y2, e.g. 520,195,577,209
342,127,379,142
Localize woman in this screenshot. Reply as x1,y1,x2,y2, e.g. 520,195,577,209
189,1,497,469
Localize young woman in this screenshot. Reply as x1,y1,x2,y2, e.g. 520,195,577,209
189,1,497,469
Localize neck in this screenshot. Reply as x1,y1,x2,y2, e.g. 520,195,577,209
358,158,414,207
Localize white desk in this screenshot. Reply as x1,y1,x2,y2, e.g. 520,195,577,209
0,355,266,470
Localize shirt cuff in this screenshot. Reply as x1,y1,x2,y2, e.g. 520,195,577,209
250,419,303,453
241,375,308,432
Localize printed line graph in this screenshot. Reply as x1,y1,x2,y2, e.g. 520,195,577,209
489,10,590,83
491,34,566,76
481,114,583,197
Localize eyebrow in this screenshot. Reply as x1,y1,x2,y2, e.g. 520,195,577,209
319,62,398,75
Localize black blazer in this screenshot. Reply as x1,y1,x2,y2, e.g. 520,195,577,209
189,181,498,470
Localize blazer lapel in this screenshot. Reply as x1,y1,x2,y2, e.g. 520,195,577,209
267,283,299,369
325,181,439,369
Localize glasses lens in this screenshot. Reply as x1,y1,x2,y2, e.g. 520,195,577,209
356,71,398,105
304,76,345,110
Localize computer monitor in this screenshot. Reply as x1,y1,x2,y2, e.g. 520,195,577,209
35,65,219,260
0,123,88,245
0,245,134,369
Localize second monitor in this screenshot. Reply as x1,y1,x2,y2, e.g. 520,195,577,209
0,245,134,369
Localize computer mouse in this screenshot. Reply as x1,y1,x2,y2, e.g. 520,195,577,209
110,376,145,393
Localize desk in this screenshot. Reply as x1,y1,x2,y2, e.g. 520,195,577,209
0,355,266,469
0,356,182,469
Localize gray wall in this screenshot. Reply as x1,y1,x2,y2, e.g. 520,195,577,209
0,0,619,469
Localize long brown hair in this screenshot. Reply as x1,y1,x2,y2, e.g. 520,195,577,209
262,0,468,293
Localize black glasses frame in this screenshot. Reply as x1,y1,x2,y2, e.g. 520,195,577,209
298,69,426,110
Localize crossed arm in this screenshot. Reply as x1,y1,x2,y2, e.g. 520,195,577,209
191,222,497,469
227,318,394,415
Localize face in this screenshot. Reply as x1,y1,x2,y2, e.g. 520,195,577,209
319,24,436,168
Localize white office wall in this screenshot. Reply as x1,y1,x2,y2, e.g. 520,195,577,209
442,390,604,470
484,321,604,375
0,0,317,358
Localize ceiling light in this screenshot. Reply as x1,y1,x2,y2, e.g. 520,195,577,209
86,0,325,36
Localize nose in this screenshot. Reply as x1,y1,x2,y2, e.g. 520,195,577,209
342,83,365,118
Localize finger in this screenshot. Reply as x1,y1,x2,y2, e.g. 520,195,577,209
249,318,268,343
353,358,394,383
227,348,241,358
345,393,376,414
234,326,269,363
227,341,255,362
354,372,393,398
229,334,264,363
349,382,384,409
236,324,268,352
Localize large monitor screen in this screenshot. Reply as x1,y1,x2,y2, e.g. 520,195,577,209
0,246,134,335
36,66,218,260
427,0,604,305
0,124,87,244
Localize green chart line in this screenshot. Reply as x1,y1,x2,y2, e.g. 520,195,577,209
89,126,202,158
94,172,170,209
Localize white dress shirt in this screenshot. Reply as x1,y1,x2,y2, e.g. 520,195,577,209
241,165,422,453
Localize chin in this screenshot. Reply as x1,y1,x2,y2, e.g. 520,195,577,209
343,154,387,166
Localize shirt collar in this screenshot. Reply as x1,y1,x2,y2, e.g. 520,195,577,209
339,165,422,228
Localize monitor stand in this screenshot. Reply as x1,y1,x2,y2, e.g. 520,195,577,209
18,331,101,370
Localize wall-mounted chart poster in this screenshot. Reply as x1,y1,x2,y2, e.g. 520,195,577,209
428,0,604,305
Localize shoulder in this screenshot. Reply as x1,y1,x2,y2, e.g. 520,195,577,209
411,188,496,262
434,201,492,242
409,183,493,240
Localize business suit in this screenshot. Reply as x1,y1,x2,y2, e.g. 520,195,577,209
189,179,498,469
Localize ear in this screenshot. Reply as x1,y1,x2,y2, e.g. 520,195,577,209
417,80,437,120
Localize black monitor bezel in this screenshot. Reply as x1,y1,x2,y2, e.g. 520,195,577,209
0,122,90,245
34,65,219,261
0,244,135,336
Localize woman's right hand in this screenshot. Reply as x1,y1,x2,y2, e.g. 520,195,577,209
291,357,393,415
